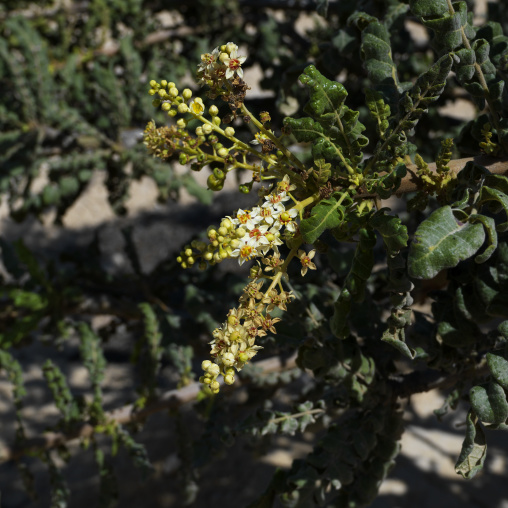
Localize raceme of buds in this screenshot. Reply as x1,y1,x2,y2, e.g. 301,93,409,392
199,277,294,393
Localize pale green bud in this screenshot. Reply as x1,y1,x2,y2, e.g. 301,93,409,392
169,87,179,97
221,218,232,229
204,251,213,261
230,239,239,249
218,227,228,236
213,117,221,126
219,52,228,63
162,102,171,111
203,123,213,135
178,103,189,114
210,380,220,391
238,352,249,362
207,363,220,376
218,147,228,158
236,227,246,238
182,88,192,100
224,374,235,385
160,79,167,87
158,89,167,98
224,127,235,137
209,105,219,116
168,109,177,117
195,126,204,136
149,80,158,88
176,118,186,127
202,360,212,371
222,352,235,366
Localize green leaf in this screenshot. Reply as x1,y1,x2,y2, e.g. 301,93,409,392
469,383,508,424
418,2,475,51
469,214,498,263
479,186,508,232
284,65,368,167
409,0,448,17
487,352,508,390
299,192,352,243
455,411,487,479
408,206,485,279
370,211,408,255
360,21,400,104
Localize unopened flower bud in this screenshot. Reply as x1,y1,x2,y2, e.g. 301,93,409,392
195,126,204,136
207,363,220,376
204,252,213,261
224,127,235,137
178,103,189,114
168,109,177,117
158,89,167,98
203,123,213,135
213,117,221,126
226,42,238,54
230,331,241,342
236,227,246,238
169,87,179,97
149,80,158,88
219,52,228,63
209,105,219,116
222,352,235,366
238,352,249,363
218,226,228,236
182,88,192,100
210,380,220,391
224,374,235,385
218,147,228,158
162,102,171,111
176,118,186,127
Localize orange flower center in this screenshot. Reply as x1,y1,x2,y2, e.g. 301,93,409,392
237,212,251,224
240,245,254,259
229,58,241,70
249,228,263,239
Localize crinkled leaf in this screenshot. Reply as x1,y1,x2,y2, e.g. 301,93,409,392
408,206,485,279
469,214,498,263
487,352,508,391
285,65,367,165
360,21,400,105
409,0,448,17
470,383,508,424
455,411,487,479
300,192,352,243
370,211,408,255
479,186,508,232
418,2,475,51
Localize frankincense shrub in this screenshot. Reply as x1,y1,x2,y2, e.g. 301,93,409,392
2,0,508,507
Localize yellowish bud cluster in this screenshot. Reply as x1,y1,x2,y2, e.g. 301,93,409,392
199,279,294,393
177,218,245,269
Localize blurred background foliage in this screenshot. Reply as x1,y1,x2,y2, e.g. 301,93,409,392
1,1,508,507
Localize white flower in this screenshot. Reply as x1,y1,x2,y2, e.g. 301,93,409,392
230,237,259,266
265,191,290,206
273,208,298,231
231,208,261,230
222,48,247,79
245,223,270,248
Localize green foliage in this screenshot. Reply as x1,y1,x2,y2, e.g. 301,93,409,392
2,0,508,507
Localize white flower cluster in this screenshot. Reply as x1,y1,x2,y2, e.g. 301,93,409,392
197,42,247,85
229,177,298,266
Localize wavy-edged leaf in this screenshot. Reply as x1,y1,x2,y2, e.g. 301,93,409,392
284,65,367,167
469,382,508,425
408,206,485,279
487,352,508,391
370,211,408,255
300,192,352,243
479,186,508,232
416,1,475,51
455,411,487,479
469,214,498,263
360,21,402,105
